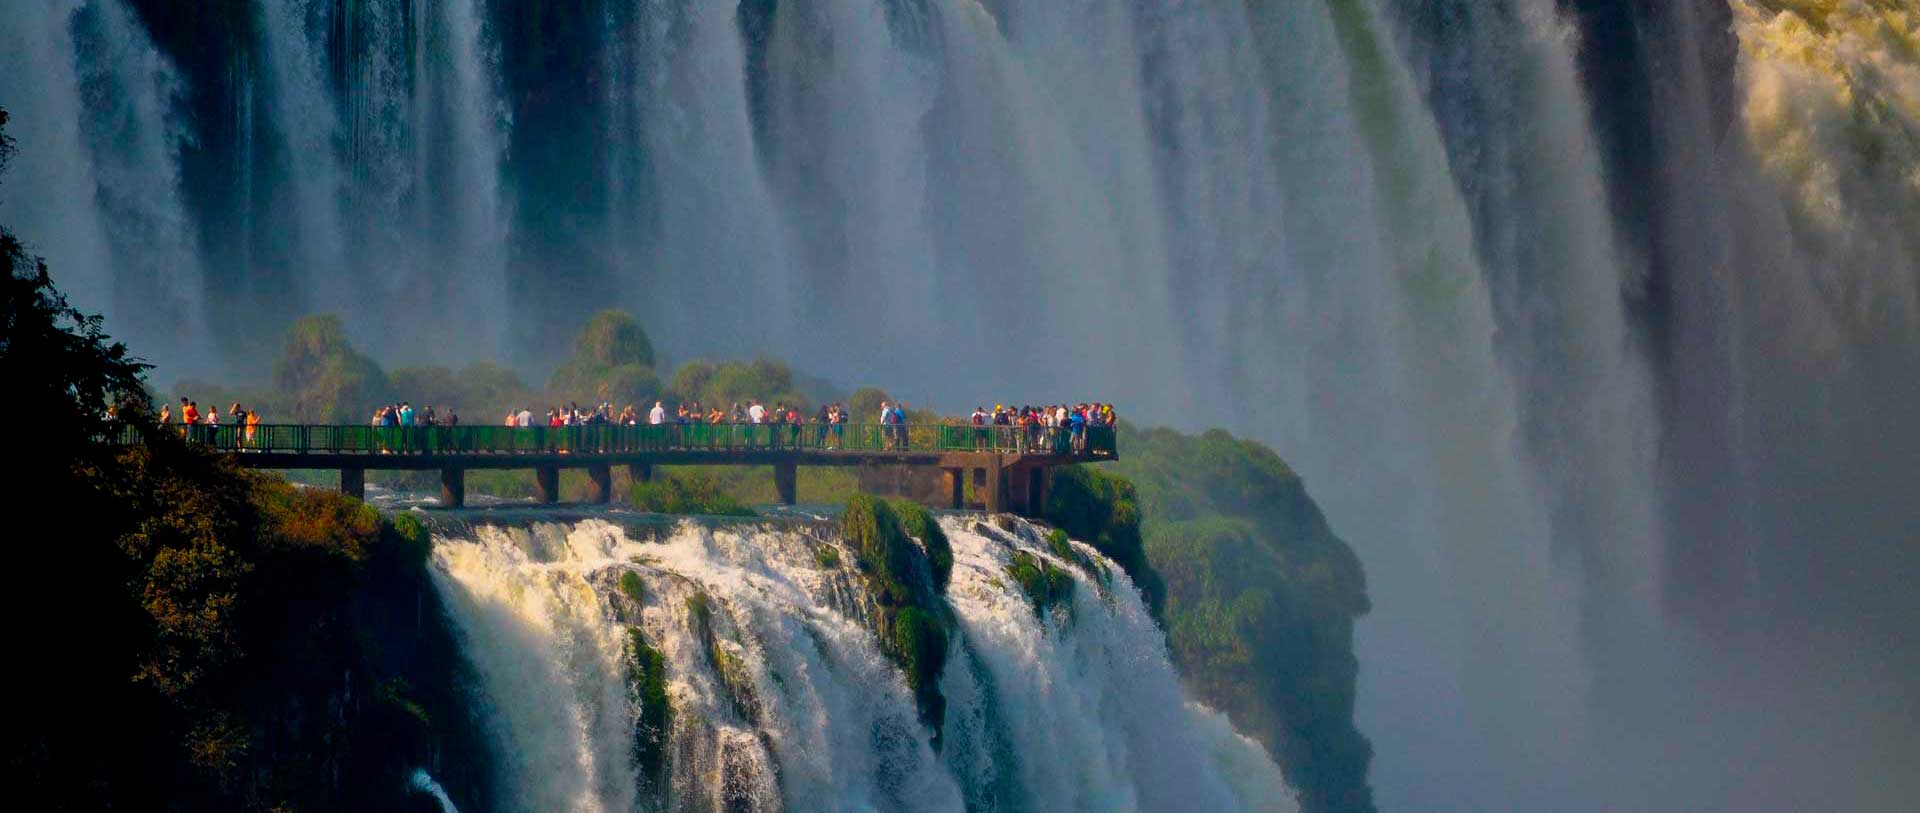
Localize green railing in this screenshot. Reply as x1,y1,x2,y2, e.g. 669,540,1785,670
131,422,1117,458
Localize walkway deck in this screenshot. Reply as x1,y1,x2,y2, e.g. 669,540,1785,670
139,423,1117,514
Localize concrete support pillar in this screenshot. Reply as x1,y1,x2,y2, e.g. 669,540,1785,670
534,466,561,504
947,468,965,510
440,467,465,509
774,462,798,506
1008,465,1033,515
982,462,1005,514
340,467,365,501
1032,467,1050,516
628,462,653,484
587,464,612,504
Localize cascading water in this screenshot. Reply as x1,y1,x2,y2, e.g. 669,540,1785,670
0,1,116,319
8,1,1920,809
426,514,1294,812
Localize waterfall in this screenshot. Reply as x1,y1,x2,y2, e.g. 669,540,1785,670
410,768,462,813
69,0,210,369
9,2,1920,808
257,0,349,316
0,1,115,318
427,515,1294,812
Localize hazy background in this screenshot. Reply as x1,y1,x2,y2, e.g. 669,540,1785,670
2,1,1916,809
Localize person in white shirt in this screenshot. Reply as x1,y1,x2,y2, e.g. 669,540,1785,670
649,401,666,425
517,408,533,427
748,401,766,423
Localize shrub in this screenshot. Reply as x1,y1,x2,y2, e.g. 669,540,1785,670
630,473,756,516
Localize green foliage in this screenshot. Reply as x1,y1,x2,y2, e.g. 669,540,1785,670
889,499,952,591
574,310,657,368
548,310,660,407
1005,550,1075,616
1044,465,1161,614
630,473,758,516
1103,422,1373,813
618,570,647,606
841,494,950,735
842,494,920,607
625,628,672,796
815,545,842,569
846,386,891,421
387,361,532,422
6,110,492,810
891,606,949,728
658,464,861,506
667,356,806,412
271,315,390,423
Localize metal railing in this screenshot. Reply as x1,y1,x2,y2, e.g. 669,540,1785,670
129,422,1118,458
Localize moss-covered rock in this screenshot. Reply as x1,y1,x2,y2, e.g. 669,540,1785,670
1099,423,1374,813
685,591,760,725
840,494,951,737
625,628,672,798
889,499,952,591
1006,550,1075,616
618,570,646,606
1044,466,1161,614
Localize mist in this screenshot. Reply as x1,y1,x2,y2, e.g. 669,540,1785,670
2,1,1917,810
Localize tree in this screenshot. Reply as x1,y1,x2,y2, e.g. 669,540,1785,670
271,315,390,422
847,387,892,422
548,310,661,407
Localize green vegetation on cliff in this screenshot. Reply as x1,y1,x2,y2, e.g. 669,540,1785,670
841,494,951,736
629,472,758,516
4,156,489,807
1064,424,1374,813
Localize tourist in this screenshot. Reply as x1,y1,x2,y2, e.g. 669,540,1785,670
748,400,766,424
158,403,172,425
649,400,666,425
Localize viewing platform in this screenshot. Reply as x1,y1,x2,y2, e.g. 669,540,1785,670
138,423,1117,515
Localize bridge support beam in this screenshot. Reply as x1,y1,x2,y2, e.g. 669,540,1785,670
586,464,613,504
774,462,798,506
340,467,365,501
982,459,1006,514
947,468,965,510
628,462,653,484
1008,465,1033,516
440,467,465,509
534,466,560,504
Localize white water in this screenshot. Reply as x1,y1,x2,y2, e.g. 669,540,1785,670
427,514,1294,812
258,0,350,315
9,2,1920,809
0,1,115,318
411,768,462,813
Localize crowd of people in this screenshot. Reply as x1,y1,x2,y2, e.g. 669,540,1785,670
158,397,262,442
968,402,1117,453
373,403,459,427
151,392,1114,456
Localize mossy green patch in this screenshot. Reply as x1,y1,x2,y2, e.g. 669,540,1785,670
618,570,646,606
624,628,671,798
841,494,951,738
889,499,952,592
631,473,757,516
1006,550,1075,616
